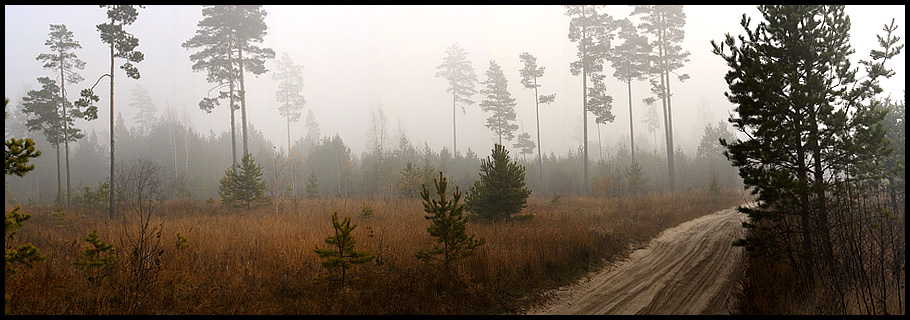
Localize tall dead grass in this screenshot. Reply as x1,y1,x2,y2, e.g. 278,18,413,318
5,190,742,314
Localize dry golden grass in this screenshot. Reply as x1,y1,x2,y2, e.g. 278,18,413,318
5,190,743,315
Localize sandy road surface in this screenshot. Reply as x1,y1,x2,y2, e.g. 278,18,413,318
526,204,750,315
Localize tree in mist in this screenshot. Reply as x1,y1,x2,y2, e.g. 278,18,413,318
610,18,651,164
518,52,555,184
305,170,320,199
271,52,306,152
75,5,144,219
435,43,478,155
416,172,484,268
232,5,275,157
307,134,353,196
513,132,536,163
219,152,270,210
314,211,373,288
642,97,662,153
271,52,305,195
183,5,242,167
129,83,156,136
695,120,736,189
21,77,83,205
564,5,617,191
713,5,899,294
626,161,648,194
397,162,423,199
587,72,616,162
366,103,392,197
632,5,690,191
465,144,531,222
304,109,321,145
36,23,86,207
479,60,519,145
880,97,905,214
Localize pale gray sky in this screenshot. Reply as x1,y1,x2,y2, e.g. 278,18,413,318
5,5,905,157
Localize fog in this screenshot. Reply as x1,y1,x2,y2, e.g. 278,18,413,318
5,5,905,158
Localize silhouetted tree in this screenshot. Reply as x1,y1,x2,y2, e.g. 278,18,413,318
435,43,478,154
479,60,519,145
564,5,617,191
632,5,690,190
610,18,651,164
518,52,555,184
272,52,306,152
129,83,156,136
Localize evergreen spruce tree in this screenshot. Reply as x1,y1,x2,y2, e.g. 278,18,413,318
305,170,320,199
314,211,373,288
626,161,648,194
397,161,423,198
465,144,532,221
218,152,270,210
416,172,484,268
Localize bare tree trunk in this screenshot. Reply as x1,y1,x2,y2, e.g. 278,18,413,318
534,77,542,185
582,5,589,193
228,33,237,168
628,80,635,164
109,15,116,219
239,47,249,157
59,52,71,207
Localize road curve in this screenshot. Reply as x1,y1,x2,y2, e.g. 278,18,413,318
526,204,750,315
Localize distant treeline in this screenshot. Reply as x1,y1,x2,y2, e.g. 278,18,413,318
4,109,741,206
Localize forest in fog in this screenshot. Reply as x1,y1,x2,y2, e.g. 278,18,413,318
4,5,905,315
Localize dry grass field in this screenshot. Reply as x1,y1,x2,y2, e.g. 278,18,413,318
5,190,743,315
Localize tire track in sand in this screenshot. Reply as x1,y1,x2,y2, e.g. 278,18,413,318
526,204,750,315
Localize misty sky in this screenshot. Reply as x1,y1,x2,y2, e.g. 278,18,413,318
5,5,905,158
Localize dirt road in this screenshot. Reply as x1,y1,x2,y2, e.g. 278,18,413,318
525,204,751,315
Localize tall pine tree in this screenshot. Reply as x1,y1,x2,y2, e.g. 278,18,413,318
565,5,617,191
37,23,87,207
435,43,478,155
76,5,144,218
632,5,690,190
610,18,651,164
21,77,83,205
271,52,306,153
479,60,519,145
518,52,554,184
